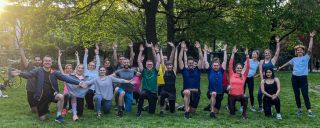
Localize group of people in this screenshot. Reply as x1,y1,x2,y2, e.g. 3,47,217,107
10,31,317,123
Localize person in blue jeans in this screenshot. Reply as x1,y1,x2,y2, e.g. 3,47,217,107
279,31,316,117
113,58,137,117
258,36,281,112
82,66,132,118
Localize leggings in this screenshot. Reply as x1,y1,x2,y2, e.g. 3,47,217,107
228,94,248,117
159,91,176,113
244,77,254,106
137,90,157,113
291,75,311,109
263,97,280,117
85,89,95,110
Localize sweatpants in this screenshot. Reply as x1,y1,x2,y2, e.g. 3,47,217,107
137,90,157,113
291,75,311,110
27,91,37,108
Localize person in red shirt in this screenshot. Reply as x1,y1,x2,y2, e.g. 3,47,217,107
228,46,250,119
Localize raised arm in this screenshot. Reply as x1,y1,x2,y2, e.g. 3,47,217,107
137,44,144,71
184,47,188,68
178,42,185,70
147,42,159,70
129,41,135,66
203,45,210,69
112,43,118,66
308,31,316,55
75,51,80,66
221,44,228,70
19,42,29,68
271,36,281,65
58,50,65,74
195,41,203,69
95,44,100,71
259,60,264,80
83,48,89,70
229,45,237,76
173,43,179,75
160,48,165,73
168,42,175,63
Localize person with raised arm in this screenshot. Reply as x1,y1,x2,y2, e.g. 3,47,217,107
11,55,83,123
159,42,179,117
83,44,100,110
228,46,250,119
179,41,203,119
203,44,227,118
257,36,281,112
260,68,282,120
18,41,42,113
136,42,160,117
278,31,316,117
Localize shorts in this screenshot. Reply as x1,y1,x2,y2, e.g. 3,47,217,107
181,89,200,108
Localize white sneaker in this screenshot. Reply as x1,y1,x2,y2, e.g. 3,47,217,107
276,113,282,120
250,106,256,112
239,106,243,112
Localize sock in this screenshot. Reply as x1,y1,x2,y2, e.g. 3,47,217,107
57,112,62,117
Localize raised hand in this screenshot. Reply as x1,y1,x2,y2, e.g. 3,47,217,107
94,48,99,55
84,48,88,53
194,41,201,49
168,42,175,47
95,43,99,50
154,44,160,52
232,45,238,54
139,44,145,51
181,41,186,49
244,47,249,55
222,44,227,51
145,42,153,48
310,31,316,37
275,36,280,43
129,41,133,47
203,44,208,52
208,47,213,53
58,50,62,57
75,51,79,56
112,43,118,50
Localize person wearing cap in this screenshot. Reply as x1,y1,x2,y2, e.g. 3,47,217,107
278,31,316,117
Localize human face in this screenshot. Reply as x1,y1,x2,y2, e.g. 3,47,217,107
34,57,42,67
163,56,168,63
88,62,95,70
42,57,52,69
76,65,84,75
104,60,111,67
119,57,125,65
187,60,195,69
65,65,73,74
236,64,243,74
296,48,304,57
264,50,271,59
123,59,130,69
252,52,258,60
265,69,273,78
212,62,220,71
146,61,154,70
166,64,173,70
99,67,106,76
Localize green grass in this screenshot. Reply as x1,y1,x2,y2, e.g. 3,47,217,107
0,71,319,127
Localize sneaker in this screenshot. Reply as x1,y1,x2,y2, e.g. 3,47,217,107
97,112,102,118
160,111,164,117
184,112,190,119
73,115,79,121
259,107,264,112
295,110,302,116
250,106,256,112
239,106,243,113
1,95,8,98
62,109,67,116
39,115,48,121
117,110,123,117
225,105,229,111
210,112,216,118
308,112,316,117
114,107,118,111
242,115,248,120
276,113,282,120
136,111,141,117
55,116,65,123
177,105,185,111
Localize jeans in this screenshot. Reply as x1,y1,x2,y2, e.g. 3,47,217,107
94,95,112,114
117,88,133,112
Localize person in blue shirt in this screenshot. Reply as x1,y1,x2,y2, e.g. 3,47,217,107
279,31,316,117
178,41,203,119
203,44,227,118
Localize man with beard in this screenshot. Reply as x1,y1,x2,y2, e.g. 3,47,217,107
19,42,42,113
113,58,137,117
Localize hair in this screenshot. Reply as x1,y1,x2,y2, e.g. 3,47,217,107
212,57,220,64
104,58,110,62
264,68,275,79
165,61,173,65
264,49,272,55
64,64,73,69
43,55,52,60
252,50,260,56
99,66,106,70
187,57,194,61
34,55,42,59
146,60,153,63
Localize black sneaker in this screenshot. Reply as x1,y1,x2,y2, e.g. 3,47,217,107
160,111,164,117
204,104,210,111
136,111,141,117
117,110,123,117
210,112,217,118
184,112,190,119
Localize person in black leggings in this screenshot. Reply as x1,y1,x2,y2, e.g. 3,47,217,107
260,68,282,120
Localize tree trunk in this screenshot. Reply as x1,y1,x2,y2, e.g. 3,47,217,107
144,0,159,43
166,0,174,43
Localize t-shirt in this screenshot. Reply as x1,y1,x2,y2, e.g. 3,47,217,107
247,59,259,77
182,67,201,89
207,67,224,94
43,70,54,93
141,68,158,93
163,70,176,93
157,65,165,85
115,68,136,92
289,54,310,76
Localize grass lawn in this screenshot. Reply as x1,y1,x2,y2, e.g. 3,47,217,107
0,71,319,127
